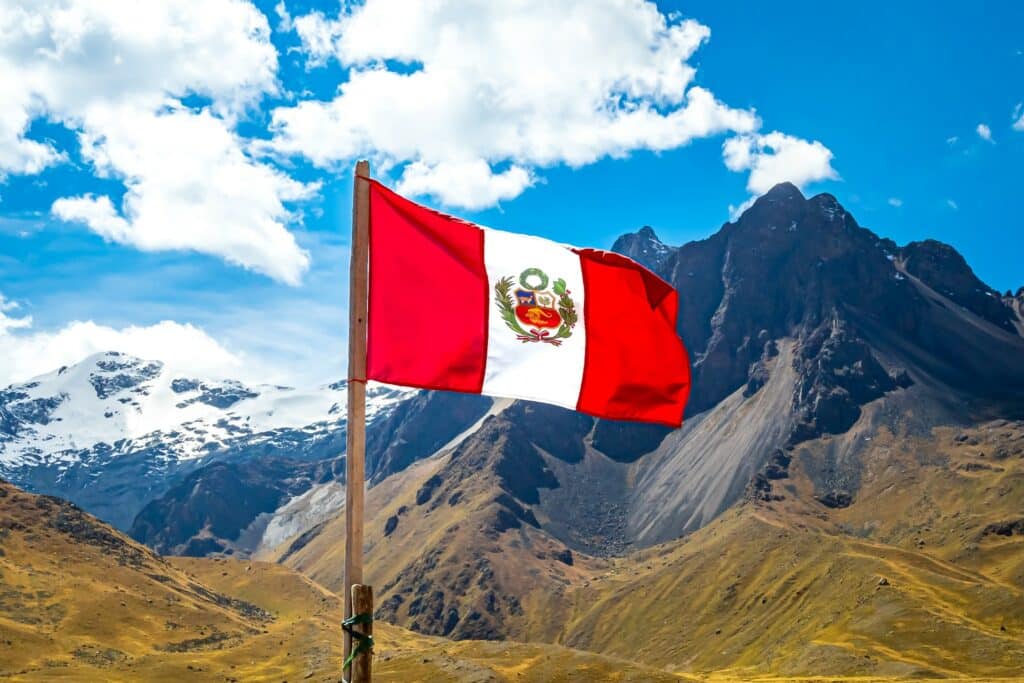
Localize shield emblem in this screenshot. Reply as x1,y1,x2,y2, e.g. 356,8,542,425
494,268,578,345
515,303,562,328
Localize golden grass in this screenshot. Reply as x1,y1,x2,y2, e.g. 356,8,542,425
0,481,703,681
558,422,1024,679
4,420,1024,680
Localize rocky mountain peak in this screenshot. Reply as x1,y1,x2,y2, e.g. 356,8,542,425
610,224,672,272
0,351,416,529
636,225,658,238
761,181,805,203
737,181,806,220
899,239,1017,333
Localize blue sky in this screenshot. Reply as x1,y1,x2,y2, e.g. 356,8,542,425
0,0,1021,385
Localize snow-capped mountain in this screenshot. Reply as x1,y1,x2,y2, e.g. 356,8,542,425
0,351,412,528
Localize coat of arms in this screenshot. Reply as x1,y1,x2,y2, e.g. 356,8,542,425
494,268,577,345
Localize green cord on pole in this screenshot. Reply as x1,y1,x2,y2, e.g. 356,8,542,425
342,612,374,671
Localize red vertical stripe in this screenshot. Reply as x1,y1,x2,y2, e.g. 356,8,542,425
366,180,488,393
575,249,691,427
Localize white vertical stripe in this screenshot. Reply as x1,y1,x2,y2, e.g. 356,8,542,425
481,227,586,409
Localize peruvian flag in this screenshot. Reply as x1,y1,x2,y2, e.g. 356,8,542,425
365,180,691,427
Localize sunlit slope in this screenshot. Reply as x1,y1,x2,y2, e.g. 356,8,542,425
176,557,689,683
263,446,606,643
0,480,270,679
562,422,1024,679
267,405,1024,678
0,479,691,681
0,478,348,681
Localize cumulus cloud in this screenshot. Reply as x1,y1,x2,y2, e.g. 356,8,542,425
274,0,293,31
722,131,838,216
976,123,993,142
1013,103,1024,132
267,0,762,208
0,293,241,386
52,107,316,284
0,0,316,283
396,161,534,211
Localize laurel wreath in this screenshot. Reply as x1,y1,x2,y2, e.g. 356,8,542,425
494,275,577,345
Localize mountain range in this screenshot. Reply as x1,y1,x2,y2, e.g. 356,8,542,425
2,182,1023,679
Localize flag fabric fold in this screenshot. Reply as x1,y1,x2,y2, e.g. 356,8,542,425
365,179,691,427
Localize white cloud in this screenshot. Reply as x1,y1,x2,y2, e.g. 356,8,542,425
977,123,993,142
1013,103,1024,131
947,199,959,210
396,161,534,211
946,135,959,145
722,131,838,216
52,107,316,284
291,11,341,67
274,1,293,31
0,293,242,386
0,295,32,335
888,197,903,207
0,0,317,284
267,0,761,208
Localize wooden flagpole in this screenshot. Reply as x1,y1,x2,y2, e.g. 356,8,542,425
344,160,372,682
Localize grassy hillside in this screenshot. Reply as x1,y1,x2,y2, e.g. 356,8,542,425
5,420,1023,680
261,431,611,643
0,479,691,681
267,417,1024,679
0,477,340,681
562,421,1024,679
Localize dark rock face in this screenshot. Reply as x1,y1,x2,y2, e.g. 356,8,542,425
129,456,344,556
816,489,853,508
367,390,492,482
743,337,779,398
756,448,792,481
553,548,573,565
489,492,540,532
900,240,1016,333
610,226,674,272
10,441,206,530
500,402,593,464
590,420,671,463
89,356,162,399
791,320,900,442
1,394,65,429
170,378,201,393
415,474,444,506
657,184,918,416
410,404,572,536
747,472,784,502
463,416,560,505
173,380,259,409
0,407,17,437
983,519,1024,537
